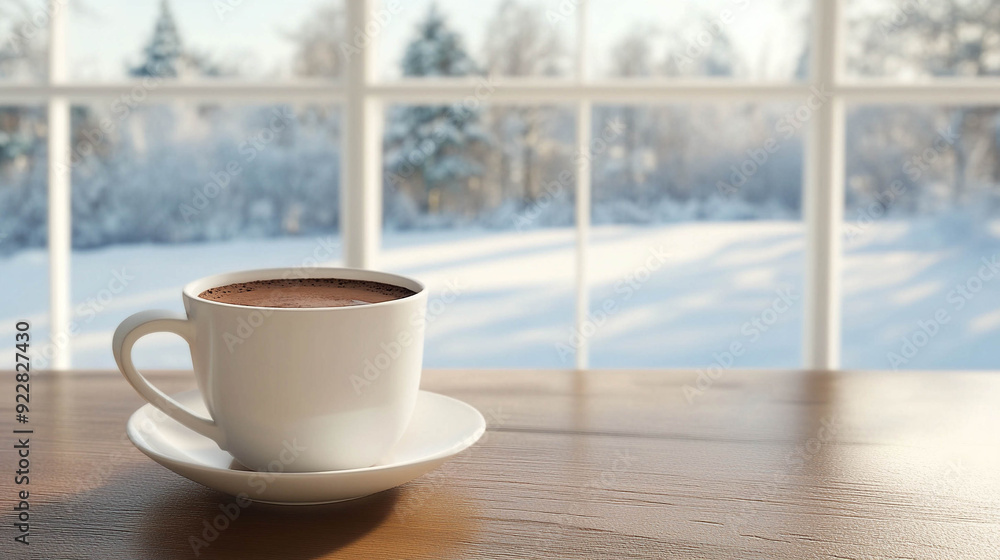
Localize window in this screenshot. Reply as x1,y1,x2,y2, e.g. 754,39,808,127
0,105,48,355
381,103,577,367
68,101,342,368
68,0,345,81
589,102,805,368
841,0,1000,370
2,0,998,370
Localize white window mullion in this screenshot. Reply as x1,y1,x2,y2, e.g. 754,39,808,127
342,0,381,269
6,81,1000,106
47,0,71,370
804,0,845,369
575,100,591,370
574,0,591,369
23,0,887,372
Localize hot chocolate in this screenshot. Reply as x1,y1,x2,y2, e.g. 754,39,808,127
198,278,415,308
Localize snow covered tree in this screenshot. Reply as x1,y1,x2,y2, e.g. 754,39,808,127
483,0,567,77
384,4,487,216
0,105,46,254
129,0,184,77
0,0,47,81
284,1,344,155
482,0,569,207
128,0,223,78
662,13,741,78
597,30,705,211
848,0,1000,205
399,4,478,77
288,1,346,78
608,30,656,196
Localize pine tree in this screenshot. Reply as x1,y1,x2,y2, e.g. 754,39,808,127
399,4,477,77
384,4,487,216
129,1,225,78
129,0,184,78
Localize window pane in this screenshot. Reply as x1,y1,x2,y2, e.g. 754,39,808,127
379,0,576,80
843,105,1000,369
0,106,48,362
381,104,576,367
0,0,48,81
68,0,345,80
846,0,1000,79
589,103,805,368
588,0,810,80
70,102,341,368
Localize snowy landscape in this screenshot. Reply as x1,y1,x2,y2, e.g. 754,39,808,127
1,218,998,371
1,0,999,371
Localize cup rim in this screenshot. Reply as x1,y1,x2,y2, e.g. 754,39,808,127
182,267,426,312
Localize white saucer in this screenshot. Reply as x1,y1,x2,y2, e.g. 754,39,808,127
126,390,485,505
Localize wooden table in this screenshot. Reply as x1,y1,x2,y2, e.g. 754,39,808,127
3,369,1000,559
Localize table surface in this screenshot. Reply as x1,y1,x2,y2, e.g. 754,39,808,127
2,369,1000,559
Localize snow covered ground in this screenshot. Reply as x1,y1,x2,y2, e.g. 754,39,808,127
1,220,997,371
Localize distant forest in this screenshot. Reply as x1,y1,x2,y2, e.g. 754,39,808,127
0,0,997,252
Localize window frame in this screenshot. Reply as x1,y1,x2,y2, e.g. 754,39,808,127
5,0,1000,369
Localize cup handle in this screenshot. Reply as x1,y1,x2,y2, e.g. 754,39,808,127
113,310,225,447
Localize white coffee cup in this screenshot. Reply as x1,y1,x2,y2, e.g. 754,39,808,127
112,267,427,473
